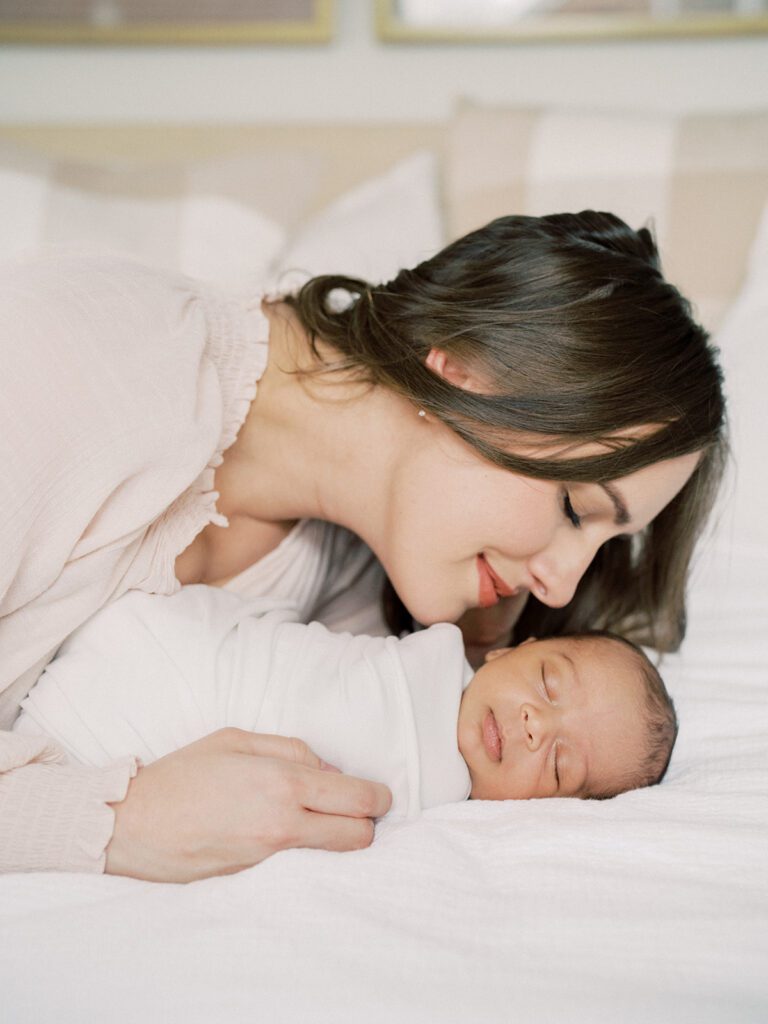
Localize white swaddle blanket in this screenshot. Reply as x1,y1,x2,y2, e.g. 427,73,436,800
13,586,472,819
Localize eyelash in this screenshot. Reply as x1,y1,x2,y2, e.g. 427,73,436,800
562,490,582,528
542,669,560,788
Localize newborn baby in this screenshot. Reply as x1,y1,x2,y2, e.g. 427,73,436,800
14,586,677,819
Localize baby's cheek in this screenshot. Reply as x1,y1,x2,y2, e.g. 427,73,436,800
471,759,546,801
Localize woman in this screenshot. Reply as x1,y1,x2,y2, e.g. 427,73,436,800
0,211,725,882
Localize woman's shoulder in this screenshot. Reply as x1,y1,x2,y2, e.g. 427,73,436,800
1,245,183,302
0,246,212,374
0,245,266,337
0,248,271,693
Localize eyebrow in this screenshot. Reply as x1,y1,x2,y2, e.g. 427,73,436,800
599,482,631,526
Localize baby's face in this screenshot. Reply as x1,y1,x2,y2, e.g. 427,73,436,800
457,636,647,800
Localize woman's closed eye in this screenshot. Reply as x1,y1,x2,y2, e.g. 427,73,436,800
562,489,582,528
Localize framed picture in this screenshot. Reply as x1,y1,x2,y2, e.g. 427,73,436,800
0,0,335,45
375,0,768,42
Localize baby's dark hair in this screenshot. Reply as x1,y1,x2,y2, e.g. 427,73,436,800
566,631,678,800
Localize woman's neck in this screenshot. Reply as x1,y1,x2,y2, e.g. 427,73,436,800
216,301,416,546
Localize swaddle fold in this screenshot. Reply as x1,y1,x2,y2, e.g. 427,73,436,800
15,586,471,818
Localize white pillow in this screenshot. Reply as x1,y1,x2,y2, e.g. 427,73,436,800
0,146,288,292
0,145,444,297
706,200,768,555
270,150,444,293
0,157,50,256
178,194,284,292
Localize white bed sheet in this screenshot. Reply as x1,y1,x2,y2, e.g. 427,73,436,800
2,196,767,1024
1,539,766,1024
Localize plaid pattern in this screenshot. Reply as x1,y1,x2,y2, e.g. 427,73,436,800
1,110,766,329
0,123,443,291
445,102,768,331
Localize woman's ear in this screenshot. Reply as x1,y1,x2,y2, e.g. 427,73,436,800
425,348,488,394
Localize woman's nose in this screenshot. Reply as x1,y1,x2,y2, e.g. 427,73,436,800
521,703,550,751
527,540,598,608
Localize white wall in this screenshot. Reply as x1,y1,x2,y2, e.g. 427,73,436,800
1,0,767,122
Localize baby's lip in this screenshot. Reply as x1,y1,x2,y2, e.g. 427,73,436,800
481,710,503,763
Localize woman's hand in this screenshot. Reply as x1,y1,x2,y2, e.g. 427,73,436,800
457,591,530,669
105,728,392,883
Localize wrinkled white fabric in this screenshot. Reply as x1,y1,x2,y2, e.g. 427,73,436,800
14,586,472,819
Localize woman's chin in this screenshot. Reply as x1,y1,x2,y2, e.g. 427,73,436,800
408,601,466,628
393,582,466,628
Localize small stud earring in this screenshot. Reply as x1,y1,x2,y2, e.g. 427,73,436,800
417,409,426,418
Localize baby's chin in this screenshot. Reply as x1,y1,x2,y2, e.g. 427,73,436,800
465,771,515,802
467,779,491,801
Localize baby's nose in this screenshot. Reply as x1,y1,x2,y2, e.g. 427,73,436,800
521,703,548,751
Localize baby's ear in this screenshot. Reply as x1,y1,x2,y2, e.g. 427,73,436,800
484,647,513,663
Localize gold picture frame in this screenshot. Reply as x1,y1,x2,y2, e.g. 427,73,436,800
0,0,335,45
375,0,768,42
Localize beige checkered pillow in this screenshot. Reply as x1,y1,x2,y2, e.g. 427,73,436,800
0,123,445,293
446,103,768,331
0,139,321,291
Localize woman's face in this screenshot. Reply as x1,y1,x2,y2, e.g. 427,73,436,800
379,418,700,626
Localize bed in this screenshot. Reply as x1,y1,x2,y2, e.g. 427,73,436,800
1,104,766,1023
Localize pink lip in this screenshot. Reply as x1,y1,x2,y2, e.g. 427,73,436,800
482,710,502,762
476,555,499,608
484,557,517,598
477,554,518,607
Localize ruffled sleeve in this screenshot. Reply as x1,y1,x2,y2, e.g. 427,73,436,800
0,246,268,702
0,247,268,872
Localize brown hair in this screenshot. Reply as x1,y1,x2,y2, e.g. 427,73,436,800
568,632,678,800
280,210,727,652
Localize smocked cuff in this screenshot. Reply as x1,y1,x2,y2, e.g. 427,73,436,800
0,755,139,874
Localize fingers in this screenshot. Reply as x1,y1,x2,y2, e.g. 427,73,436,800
300,768,392,820
297,809,377,854
196,727,392,836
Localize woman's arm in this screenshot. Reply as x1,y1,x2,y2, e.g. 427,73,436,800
0,252,389,879
0,728,390,879
105,729,391,882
